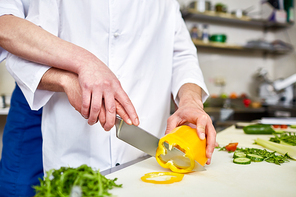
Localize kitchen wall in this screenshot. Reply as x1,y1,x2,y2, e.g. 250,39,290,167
274,17,296,79
0,60,15,95
178,0,295,99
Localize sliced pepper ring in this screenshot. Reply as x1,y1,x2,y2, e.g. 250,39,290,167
141,172,184,184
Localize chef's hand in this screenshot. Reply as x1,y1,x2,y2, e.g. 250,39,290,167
76,58,139,130
39,67,137,131
165,83,216,165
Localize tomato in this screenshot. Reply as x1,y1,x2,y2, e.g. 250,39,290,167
243,99,251,107
225,142,238,152
273,125,280,129
280,125,288,129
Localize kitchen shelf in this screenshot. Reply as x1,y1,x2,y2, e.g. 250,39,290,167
182,9,294,29
193,40,293,55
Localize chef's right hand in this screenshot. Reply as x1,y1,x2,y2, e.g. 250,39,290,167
63,67,139,131
76,58,139,130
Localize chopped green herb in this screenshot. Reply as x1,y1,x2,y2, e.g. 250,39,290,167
269,132,296,146
236,147,290,165
217,145,290,165
34,164,122,197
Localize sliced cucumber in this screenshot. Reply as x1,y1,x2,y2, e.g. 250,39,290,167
246,154,264,162
274,130,285,134
233,158,251,165
233,152,247,158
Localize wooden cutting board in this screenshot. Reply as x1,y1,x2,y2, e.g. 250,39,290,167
106,126,296,197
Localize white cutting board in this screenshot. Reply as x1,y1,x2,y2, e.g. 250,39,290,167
106,126,296,197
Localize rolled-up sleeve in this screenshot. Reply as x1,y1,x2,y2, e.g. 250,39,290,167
0,49,7,63
171,2,209,105
6,54,52,110
0,0,25,18
5,0,59,110
0,0,25,62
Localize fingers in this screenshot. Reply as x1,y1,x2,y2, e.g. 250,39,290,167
80,87,91,119
116,90,139,126
195,114,208,140
196,114,216,164
99,100,135,130
98,103,106,127
116,100,132,125
87,88,102,125
78,77,137,129
205,121,216,165
84,91,137,130
102,90,116,131
165,115,183,134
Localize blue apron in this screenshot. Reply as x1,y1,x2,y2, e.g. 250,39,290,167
0,84,43,197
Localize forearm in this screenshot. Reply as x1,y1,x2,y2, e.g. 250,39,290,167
0,15,98,74
177,83,203,107
38,68,77,92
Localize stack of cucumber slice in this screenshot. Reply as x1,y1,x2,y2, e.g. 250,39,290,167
233,151,264,165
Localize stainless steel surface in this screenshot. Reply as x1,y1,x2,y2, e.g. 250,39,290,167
101,155,151,176
115,116,159,157
115,116,205,172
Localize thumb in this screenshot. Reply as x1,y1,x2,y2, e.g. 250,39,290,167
196,115,208,140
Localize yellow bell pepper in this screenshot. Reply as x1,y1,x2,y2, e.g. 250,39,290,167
155,125,207,173
141,172,184,184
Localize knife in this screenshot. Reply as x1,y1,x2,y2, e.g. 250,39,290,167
115,116,205,171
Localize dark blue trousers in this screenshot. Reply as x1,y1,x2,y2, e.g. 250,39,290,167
0,84,43,197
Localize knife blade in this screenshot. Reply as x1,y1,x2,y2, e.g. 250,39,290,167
115,116,205,172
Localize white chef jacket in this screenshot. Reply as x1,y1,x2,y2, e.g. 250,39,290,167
0,0,30,62
6,0,209,173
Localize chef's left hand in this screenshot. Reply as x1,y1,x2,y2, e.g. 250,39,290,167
165,83,216,165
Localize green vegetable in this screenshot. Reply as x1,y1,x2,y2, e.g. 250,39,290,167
246,154,264,162
233,152,246,158
233,158,251,165
269,132,296,146
290,125,296,129
255,138,296,160
217,145,290,165
34,164,122,197
243,124,274,134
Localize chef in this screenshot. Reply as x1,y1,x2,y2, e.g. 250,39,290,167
6,0,216,186
0,0,137,196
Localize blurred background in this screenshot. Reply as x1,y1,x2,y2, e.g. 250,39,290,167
0,0,296,133
175,0,296,131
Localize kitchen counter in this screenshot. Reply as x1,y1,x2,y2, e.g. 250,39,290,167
106,125,296,197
